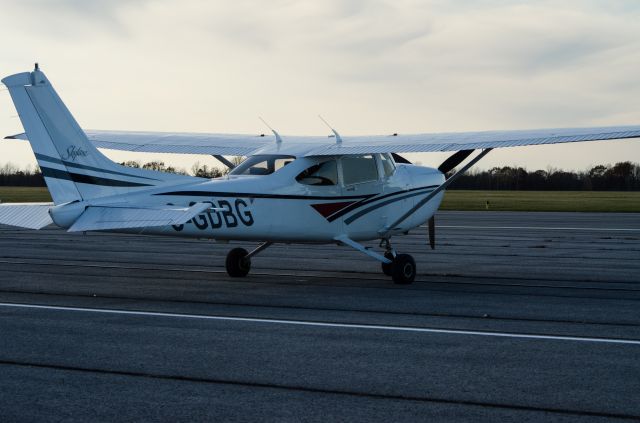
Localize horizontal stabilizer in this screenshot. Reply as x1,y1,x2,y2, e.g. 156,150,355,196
0,203,53,229
4,132,28,140
68,202,212,232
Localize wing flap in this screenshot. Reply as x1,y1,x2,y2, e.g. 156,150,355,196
68,202,212,232
0,203,53,229
86,130,270,156
6,130,271,156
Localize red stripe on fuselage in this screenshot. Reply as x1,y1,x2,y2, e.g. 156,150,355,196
310,201,356,218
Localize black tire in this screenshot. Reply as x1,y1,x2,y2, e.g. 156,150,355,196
391,254,416,285
226,248,251,277
381,252,394,276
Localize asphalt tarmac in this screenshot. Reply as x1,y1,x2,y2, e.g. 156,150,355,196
0,211,639,422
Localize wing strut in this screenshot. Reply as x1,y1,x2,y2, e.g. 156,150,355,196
245,241,273,259
212,155,236,170
381,148,493,237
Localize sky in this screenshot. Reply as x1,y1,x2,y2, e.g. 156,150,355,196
1,0,639,173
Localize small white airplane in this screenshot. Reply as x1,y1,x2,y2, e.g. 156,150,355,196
1,65,639,284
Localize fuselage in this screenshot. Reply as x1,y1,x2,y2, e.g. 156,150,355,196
50,154,445,243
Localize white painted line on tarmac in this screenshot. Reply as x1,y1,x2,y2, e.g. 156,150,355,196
438,225,640,232
2,302,640,346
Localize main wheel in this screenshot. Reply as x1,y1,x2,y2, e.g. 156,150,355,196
381,252,394,276
391,254,416,285
226,248,251,277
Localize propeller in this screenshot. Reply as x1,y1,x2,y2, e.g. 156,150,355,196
428,216,435,250
438,149,474,175
390,150,472,250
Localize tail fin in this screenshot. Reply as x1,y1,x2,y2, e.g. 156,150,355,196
2,65,189,205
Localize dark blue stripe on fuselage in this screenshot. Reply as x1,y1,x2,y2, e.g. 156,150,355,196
154,191,374,201
34,153,160,181
326,185,439,222
40,166,153,187
344,188,435,225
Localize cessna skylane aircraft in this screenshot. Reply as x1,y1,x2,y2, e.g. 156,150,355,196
1,65,639,284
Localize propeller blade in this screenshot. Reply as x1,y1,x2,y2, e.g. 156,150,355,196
392,153,412,164
438,149,474,175
428,216,435,250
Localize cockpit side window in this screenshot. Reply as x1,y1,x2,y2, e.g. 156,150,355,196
341,154,379,185
296,160,338,186
230,155,295,176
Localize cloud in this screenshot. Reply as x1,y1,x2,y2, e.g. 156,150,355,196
10,0,149,17
3,0,150,37
1,0,639,170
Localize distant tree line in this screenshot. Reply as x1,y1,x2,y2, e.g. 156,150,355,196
1,160,639,190
119,160,187,175
0,163,45,186
448,161,640,191
121,160,227,178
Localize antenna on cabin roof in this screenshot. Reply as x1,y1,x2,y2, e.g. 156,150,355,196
34,63,39,71
258,117,282,145
318,115,342,144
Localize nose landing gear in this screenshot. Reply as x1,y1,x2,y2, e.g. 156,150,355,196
381,239,416,284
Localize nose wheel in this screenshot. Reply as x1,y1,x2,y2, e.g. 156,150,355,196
380,239,416,284
390,254,416,284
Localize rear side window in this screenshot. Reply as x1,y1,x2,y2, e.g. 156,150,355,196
296,160,338,186
341,155,379,185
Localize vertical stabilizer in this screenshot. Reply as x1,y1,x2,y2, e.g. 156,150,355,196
2,69,82,204
2,65,188,205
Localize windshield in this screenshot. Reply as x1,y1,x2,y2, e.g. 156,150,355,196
229,155,296,176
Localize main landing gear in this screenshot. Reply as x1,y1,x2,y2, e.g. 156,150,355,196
225,242,272,277
225,248,251,277
381,239,416,285
225,238,416,285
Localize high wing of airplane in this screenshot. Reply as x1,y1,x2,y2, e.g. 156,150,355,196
2,65,640,284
